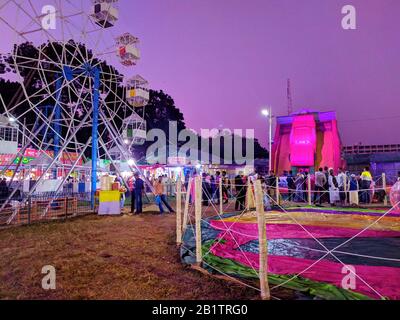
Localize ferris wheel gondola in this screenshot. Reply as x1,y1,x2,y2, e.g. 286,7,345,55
116,33,140,66
122,113,147,146
126,74,149,107
90,0,119,28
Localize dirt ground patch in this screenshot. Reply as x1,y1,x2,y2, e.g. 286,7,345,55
0,208,272,300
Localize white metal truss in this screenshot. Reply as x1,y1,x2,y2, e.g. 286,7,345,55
0,0,147,222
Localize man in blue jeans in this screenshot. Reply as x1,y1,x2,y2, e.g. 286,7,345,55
154,176,174,214
133,172,144,214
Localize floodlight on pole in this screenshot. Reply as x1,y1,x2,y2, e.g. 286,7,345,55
261,109,269,117
261,107,273,172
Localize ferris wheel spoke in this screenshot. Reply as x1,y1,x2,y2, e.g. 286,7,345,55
0,0,149,212
59,73,93,141
10,64,94,148
13,0,64,64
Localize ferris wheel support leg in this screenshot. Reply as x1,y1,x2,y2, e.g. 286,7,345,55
53,77,63,179
91,68,100,210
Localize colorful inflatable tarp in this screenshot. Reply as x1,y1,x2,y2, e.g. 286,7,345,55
181,207,400,300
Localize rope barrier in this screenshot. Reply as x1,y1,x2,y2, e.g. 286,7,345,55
177,174,400,300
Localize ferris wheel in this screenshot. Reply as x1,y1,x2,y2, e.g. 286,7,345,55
0,0,149,216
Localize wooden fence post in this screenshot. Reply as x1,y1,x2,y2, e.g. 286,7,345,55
27,196,31,224
276,176,280,206
254,179,271,300
343,174,348,205
195,175,203,265
182,177,192,233
307,174,312,206
64,198,68,220
246,179,251,211
219,176,223,215
382,173,388,206
176,176,182,245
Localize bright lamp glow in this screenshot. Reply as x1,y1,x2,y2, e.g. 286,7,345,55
8,117,16,122
127,159,135,166
261,109,270,117
124,139,129,144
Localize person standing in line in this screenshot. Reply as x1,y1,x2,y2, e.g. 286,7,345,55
235,172,246,211
294,171,305,202
133,172,144,214
314,168,327,205
287,170,295,201
360,167,373,204
201,172,211,206
215,171,221,204
303,170,309,202
328,168,340,206
348,174,359,206
323,166,330,203
260,176,272,211
210,174,216,203
337,168,347,206
206,173,213,204
154,176,175,214
266,170,276,199
221,171,229,204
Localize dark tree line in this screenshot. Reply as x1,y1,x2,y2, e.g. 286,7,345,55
1,41,268,163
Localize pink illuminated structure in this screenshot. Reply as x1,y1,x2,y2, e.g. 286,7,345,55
289,114,317,167
271,110,344,174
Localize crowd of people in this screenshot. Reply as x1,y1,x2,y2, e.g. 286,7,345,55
264,167,400,207
181,166,400,210
113,167,400,215
2,165,397,216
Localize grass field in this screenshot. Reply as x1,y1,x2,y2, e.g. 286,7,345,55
0,207,275,300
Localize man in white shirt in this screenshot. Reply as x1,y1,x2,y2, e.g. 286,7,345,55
314,168,327,205
337,168,347,205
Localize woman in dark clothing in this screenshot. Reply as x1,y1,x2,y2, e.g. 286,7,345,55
235,173,247,211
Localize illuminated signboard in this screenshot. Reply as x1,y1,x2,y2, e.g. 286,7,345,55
289,115,317,167
0,148,83,166
13,156,35,165
168,156,187,165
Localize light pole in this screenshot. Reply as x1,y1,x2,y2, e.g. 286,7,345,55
261,107,273,173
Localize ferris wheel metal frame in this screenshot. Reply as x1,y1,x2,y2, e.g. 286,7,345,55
0,0,148,220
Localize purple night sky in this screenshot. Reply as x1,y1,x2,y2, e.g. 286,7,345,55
1,0,399,148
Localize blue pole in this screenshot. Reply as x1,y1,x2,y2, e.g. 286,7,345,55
53,77,62,179
91,67,100,209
